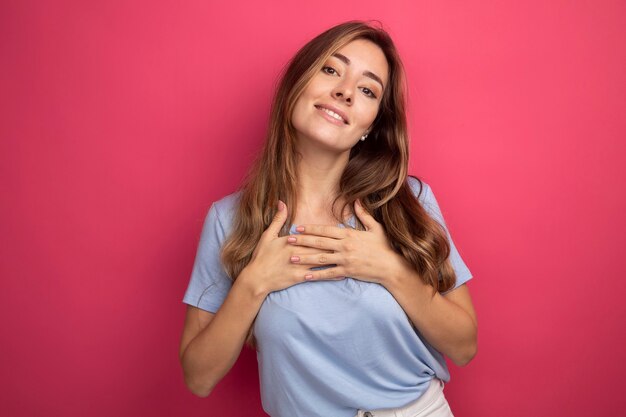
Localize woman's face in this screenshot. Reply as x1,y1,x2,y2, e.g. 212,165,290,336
291,39,389,154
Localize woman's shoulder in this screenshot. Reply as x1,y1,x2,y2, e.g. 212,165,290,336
406,175,432,203
212,189,242,214
206,190,242,232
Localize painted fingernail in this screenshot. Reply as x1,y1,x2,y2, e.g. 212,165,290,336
304,274,314,280
295,226,305,232
287,237,296,243
290,256,300,262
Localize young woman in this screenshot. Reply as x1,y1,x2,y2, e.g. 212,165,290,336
179,20,477,417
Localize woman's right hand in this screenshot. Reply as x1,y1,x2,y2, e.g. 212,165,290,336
241,201,334,296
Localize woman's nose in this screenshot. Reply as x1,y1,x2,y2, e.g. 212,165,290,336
332,82,354,103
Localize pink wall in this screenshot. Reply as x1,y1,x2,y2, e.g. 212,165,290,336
2,1,625,416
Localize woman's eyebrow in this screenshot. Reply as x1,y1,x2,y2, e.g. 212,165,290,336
331,52,385,90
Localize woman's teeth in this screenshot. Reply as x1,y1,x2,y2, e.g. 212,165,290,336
319,107,344,123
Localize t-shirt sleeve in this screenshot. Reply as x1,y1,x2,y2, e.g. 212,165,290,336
182,203,233,313
408,178,473,293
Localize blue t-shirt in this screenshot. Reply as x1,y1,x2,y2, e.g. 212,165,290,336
182,177,473,417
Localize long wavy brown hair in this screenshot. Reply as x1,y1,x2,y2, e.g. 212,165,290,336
221,20,457,347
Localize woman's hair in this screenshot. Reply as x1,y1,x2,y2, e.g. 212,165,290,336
221,20,457,347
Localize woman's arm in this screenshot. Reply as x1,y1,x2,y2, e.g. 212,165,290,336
179,272,266,397
180,201,325,397
382,259,478,366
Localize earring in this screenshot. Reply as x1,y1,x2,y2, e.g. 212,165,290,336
360,133,368,141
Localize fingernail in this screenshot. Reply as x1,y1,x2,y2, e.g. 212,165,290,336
287,237,296,243
295,226,304,232
304,274,313,280
278,200,285,211
355,199,361,208
290,256,300,263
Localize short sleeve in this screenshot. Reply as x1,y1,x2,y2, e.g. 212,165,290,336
182,202,233,313
408,177,473,293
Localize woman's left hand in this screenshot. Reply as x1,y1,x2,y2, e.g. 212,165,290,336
287,200,404,284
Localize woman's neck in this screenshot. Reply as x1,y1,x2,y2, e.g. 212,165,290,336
293,144,351,224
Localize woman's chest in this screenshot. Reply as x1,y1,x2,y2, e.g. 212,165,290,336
254,278,412,344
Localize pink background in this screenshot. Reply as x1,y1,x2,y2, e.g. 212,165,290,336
2,1,625,416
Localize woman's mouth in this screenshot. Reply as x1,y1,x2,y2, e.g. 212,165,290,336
314,105,348,125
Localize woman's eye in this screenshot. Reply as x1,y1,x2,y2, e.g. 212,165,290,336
361,87,377,99
322,66,338,75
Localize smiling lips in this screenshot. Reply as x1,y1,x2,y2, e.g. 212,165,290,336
314,105,349,125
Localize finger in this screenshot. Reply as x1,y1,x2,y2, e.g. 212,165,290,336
294,224,347,239
293,245,334,255
287,235,340,251
266,200,288,238
355,199,380,232
290,252,340,266
304,267,346,281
